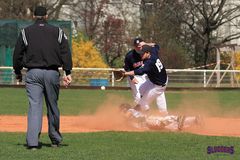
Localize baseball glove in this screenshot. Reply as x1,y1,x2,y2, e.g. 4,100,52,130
113,70,125,81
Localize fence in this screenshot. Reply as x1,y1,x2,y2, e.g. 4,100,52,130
1,67,240,88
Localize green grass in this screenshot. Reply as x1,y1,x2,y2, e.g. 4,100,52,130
0,132,239,160
1,88,240,116
0,88,132,115
0,88,240,159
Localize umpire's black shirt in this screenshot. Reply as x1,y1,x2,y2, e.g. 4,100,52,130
13,19,72,75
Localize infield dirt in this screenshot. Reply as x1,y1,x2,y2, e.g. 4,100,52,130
1,94,240,137
0,106,240,137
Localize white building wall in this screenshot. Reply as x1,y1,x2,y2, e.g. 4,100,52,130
218,0,240,46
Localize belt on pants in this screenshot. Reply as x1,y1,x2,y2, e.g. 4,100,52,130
27,67,59,71
154,82,166,87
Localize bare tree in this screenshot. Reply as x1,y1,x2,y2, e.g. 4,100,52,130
65,0,109,40
0,0,41,19
64,0,132,67
101,15,125,67
0,0,71,19
138,0,192,68
169,0,240,66
44,0,72,19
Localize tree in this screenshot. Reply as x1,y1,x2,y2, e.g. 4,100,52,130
100,15,126,67
66,0,132,67
65,0,109,40
139,0,191,68
0,0,39,19
0,0,71,19
168,0,240,67
72,34,108,68
62,0,125,67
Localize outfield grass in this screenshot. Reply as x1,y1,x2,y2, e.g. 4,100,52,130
0,88,132,115
0,132,239,160
0,88,240,159
1,88,240,116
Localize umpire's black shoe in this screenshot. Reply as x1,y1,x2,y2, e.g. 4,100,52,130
27,142,42,150
51,142,61,148
27,146,41,150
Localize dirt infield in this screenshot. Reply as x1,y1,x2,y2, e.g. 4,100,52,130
1,115,240,137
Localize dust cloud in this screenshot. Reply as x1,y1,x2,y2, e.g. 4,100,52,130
72,95,141,131
1,93,240,137
168,92,240,137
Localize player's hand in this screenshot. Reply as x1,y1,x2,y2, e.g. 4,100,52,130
63,75,72,87
132,77,139,84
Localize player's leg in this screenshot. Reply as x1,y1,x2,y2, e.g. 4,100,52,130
25,69,44,147
43,70,62,145
127,77,141,104
138,80,166,112
119,103,148,128
184,116,204,128
146,115,178,130
156,92,168,115
137,80,152,111
176,115,204,130
128,75,147,104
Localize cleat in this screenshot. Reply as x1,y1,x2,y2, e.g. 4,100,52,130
177,115,186,131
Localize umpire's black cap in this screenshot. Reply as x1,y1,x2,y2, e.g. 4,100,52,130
133,37,143,47
34,6,47,16
138,45,152,55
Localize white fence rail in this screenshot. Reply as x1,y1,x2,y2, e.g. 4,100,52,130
1,67,240,88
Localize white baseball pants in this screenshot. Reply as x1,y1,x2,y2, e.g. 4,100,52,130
139,79,167,114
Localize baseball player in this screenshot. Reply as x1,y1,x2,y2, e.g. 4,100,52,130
124,38,146,103
124,44,168,115
124,38,167,114
119,104,203,131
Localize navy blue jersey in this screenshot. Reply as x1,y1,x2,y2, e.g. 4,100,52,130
124,49,143,80
134,45,167,86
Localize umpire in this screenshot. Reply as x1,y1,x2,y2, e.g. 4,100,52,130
13,6,72,150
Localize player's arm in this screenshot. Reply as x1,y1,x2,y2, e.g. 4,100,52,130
124,70,135,76
140,42,160,54
139,41,156,47
124,64,149,76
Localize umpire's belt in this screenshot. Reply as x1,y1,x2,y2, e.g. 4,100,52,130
28,66,59,71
